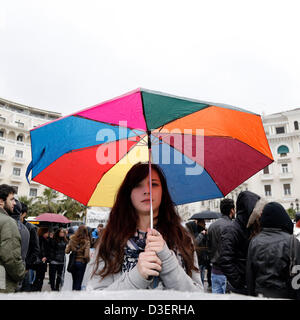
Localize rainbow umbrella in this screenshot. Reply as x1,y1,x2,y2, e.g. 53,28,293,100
26,88,273,221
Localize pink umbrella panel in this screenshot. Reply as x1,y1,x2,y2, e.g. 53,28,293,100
35,213,71,224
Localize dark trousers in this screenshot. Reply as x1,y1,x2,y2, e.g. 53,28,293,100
71,262,87,290
20,271,31,292
32,263,47,291
49,264,64,291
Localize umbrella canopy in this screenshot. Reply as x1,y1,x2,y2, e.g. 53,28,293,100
26,88,273,207
189,211,222,220
35,213,71,224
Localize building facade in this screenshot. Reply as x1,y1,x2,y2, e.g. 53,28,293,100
0,97,61,198
177,108,300,219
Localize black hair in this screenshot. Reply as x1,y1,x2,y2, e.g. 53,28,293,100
220,198,235,216
0,184,16,202
21,202,28,214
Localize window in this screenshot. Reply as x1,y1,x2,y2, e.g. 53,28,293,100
17,134,24,142
29,188,37,197
0,117,5,123
15,121,24,128
0,131,3,137
264,185,272,196
0,146,4,154
281,163,288,173
276,126,285,134
294,121,299,130
15,150,23,158
0,165,2,173
277,145,289,157
13,167,21,176
283,184,291,196
263,166,270,174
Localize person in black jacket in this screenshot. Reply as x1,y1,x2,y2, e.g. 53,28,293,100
11,198,30,264
207,198,235,294
218,191,261,295
186,219,211,289
49,228,68,291
31,227,51,291
246,202,300,299
19,202,40,292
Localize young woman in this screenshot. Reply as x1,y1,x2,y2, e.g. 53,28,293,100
49,228,68,291
65,225,90,290
87,162,203,291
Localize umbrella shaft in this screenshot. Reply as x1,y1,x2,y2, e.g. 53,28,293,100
148,144,153,230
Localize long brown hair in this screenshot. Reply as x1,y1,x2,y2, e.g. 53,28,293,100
73,225,89,241
94,162,198,278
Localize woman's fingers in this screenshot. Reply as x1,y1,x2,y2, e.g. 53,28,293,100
137,251,162,279
146,229,165,252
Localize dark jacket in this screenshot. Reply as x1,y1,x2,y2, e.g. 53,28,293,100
37,236,51,264
23,220,40,269
218,191,260,292
10,212,30,263
246,202,300,299
207,215,232,271
186,221,210,267
49,238,67,264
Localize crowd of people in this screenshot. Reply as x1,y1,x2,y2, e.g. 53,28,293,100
0,183,104,293
0,162,300,299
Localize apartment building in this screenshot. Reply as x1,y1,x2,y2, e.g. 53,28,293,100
0,97,61,198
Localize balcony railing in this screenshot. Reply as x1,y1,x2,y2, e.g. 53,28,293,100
12,157,25,164
10,175,22,183
260,174,274,181
279,172,293,180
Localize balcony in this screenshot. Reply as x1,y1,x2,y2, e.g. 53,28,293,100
260,174,274,181
279,172,293,180
29,179,40,185
276,155,291,163
12,157,25,164
10,175,22,183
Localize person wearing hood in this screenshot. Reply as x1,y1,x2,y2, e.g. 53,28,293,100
12,198,30,264
246,202,300,299
19,202,40,292
218,190,261,295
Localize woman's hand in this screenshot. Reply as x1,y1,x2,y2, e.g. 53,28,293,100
145,228,166,253
137,251,162,279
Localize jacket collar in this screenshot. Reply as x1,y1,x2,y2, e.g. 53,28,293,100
0,206,9,216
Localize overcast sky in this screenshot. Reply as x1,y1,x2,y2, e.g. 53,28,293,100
1,0,300,117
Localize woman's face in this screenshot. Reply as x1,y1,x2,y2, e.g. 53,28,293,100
43,232,49,239
130,169,163,217
59,230,65,237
